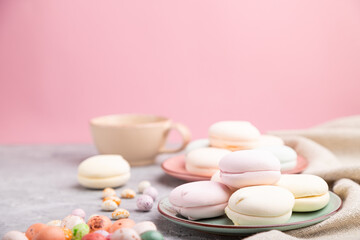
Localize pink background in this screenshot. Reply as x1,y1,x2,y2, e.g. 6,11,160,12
0,0,359,144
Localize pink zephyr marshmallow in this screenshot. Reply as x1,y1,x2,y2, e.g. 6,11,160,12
219,149,281,189
169,181,231,220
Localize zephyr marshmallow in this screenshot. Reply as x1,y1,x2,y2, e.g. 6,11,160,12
209,121,261,151
219,149,281,189
276,174,330,212
225,186,295,225
77,155,130,189
169,181,231,220
185,147,231,177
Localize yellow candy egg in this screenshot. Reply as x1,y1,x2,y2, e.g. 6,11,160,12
102,188,117,198
120,189,136,199
61,227,72,240
103,196,121,206
111,208,130,220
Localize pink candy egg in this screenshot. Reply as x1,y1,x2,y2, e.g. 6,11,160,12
94,230,109,238
82,233,106,240
136,195,154,211
71,208,86,219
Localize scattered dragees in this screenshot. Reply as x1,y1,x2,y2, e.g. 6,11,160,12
2,182,162,240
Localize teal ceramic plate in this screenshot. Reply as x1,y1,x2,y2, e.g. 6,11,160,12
158,192,341,236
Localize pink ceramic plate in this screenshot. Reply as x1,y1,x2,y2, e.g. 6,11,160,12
161,155,309,182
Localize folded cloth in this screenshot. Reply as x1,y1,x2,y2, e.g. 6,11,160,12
245,115,360,240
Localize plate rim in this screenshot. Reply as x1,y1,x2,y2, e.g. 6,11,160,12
161,154,309,181
157,191,342,229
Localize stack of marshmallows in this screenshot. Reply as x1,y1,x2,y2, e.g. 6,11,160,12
170,121,330,225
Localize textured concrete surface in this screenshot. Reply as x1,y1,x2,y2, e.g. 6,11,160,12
0,145,242,239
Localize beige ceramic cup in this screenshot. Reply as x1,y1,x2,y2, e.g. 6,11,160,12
90,114,191,166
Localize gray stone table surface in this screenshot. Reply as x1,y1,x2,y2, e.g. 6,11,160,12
0,145,243,239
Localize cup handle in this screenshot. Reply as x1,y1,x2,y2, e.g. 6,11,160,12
159,122,191,154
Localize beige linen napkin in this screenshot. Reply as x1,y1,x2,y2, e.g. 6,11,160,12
246,115,360,240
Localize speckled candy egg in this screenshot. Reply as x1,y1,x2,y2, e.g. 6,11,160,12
25,223,47,240
46,220,61,227
140,231,164,240
111,209,130,220
137,181,151,193
93,230,109,238
71,208,86,219
2,231,28,240
101,200,118,211
136,195,154,211
81,233,106,240
103,196,121,206
33,226,65,240
72,223,89,240
87,215,112,233
132,221,157,236
143,187,158,200
61,215,85,230
110,228,140,240
120,189,136,199
108,219,135,233
102,188,117,198
61,228,72,240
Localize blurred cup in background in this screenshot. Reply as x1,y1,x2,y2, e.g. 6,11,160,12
90,114,191,166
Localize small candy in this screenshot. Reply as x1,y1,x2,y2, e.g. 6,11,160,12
61,227,72,240
94,230,109,238
137,181,151,193
120,189,136,199
108,219,135,233
82,233,106,240
60,215,85,230
71,208,86,219
2,231,28,240
103,188,117,198
103,196,121,206
136,195,154,211
143,187,158,200
101,200,118,211
111,228,140,240
111,209,130,220
87,215,112,233
25,223,47,240
140,230,164,240
46,220,61,227
72,223,89,240
132,221,157,236
106,234,112,240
